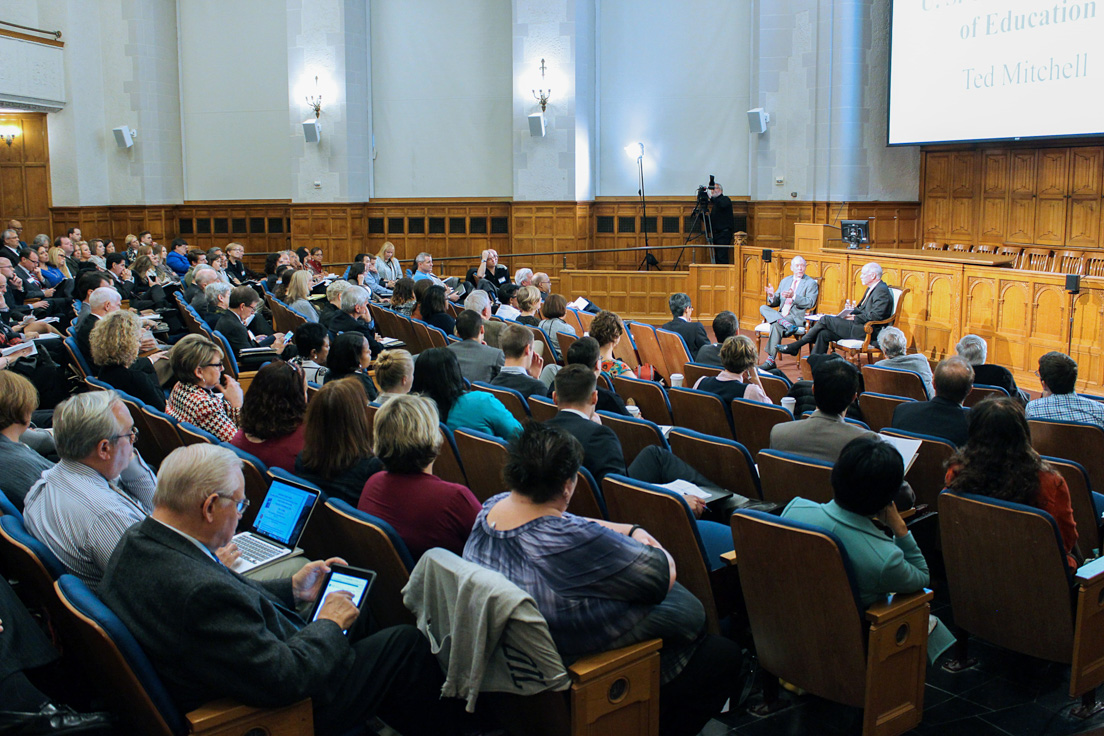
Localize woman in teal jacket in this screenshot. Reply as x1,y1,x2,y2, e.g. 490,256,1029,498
411,347,521,441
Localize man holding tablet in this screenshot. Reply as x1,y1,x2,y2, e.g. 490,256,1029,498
100,444,455,735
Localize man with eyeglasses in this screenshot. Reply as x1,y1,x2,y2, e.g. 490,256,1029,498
216,285,286,371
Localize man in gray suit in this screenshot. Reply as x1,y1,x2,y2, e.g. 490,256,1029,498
760,255,818,369
446,309,504,384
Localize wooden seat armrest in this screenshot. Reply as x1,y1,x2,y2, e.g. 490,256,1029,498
186,697,313,735
864,589,933,624
568,639,662,684
720,550,738,566
863,315,896,334
1075,555,1104,585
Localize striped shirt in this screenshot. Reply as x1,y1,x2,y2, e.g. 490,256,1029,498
1026,393,1104,429
23,455,156,591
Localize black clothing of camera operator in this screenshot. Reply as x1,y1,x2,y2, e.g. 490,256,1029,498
708,181,734,263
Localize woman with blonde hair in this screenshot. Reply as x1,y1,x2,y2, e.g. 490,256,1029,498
0,371,55,511
375,241,402,286
166,334,242,442
295,377,382,504
285,269,318,323
374,349,414,403
590,310,634,380
42,246,70,286
516,286,542,326
90,310,166,410
692,335,771,406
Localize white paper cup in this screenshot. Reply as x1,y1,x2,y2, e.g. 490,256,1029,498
670,373,684,388
780,397,797,414
626,405,641,418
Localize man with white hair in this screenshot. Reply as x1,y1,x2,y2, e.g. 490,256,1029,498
779,262,893,355
532,272,551,295
320,278,351,329
330,284,383,356
200,281,232,330
759,255,818,369
186,266,220,312
514,267,533,287
75,286,121,366
955,333,1028,404
874,326,933,399
464,288,506,348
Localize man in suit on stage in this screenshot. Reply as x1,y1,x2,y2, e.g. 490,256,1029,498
759,255,818,369
778,262,892,356
660,292,710,358
891,357,973,446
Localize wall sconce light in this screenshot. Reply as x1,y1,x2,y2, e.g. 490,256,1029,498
532,59,551,113
0,125,19,147
305,75,323,118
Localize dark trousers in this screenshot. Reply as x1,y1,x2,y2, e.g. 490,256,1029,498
798,316,866,354
627,446,722,494
0,577,58,709
712,231,733,265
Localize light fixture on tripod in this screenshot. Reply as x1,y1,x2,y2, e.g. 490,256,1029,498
625,142,657,270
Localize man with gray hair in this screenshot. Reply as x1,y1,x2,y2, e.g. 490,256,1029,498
759,255,818,369
185,266,220,311
514,267,533,287
75,286,121,366
412,252,464,301
330,284,383,356
0,228,20,263
320,278,351,329
464,287,506,348
779,262,893,355
874,326,933,399
955,333,1027,404
891,357,974,446
660,292,710,357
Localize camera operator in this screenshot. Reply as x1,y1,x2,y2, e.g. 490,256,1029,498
708,181,734,264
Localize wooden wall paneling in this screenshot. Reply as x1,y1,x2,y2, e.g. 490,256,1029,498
737,248,768,328
557,270,686,323
511,203,578,274
688,265,738,322
780,202,814,249
1007,150,1038,243
1034,149,1070,245
978,150,1009,244
1071,287,1104,384
0,113,51,240
748,201,784,249
1067,148,1103,248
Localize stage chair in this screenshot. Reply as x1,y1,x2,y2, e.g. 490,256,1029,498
973,244,996,254
1086,253,1104,278
830,287,909,365
922,242,944,250
753,278,821,358
219,442,269,531
1042,456,1101,562
1018,247,1052,271
668,387,733,440
756,449,834,505
602,474,733,635
1053,250,1085,275
436,424,468,487
861,364,928,401
176,421,219,447
453,428,509,503
567,466,606,520
998,245,1023,261
963,383,1009,408
612,376,673,425
682,361,720,388
731,510,931,736
881,428,957,510
729,398,793,458
655,328,692,378
667,428,763,502
950,243,969,252
596,410,669,466
940,491,1104,717
52,575,314,736
528,394,558,423
857,392,916,432
473,381,531,424
627,322,668,379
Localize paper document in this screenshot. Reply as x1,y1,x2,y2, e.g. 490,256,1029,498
877,433,922,474
33,333,60,341
657,425,674,439
2,341,36,357
658,479,711,500
568,297,589,310
39,316,60,324
379,337,403,347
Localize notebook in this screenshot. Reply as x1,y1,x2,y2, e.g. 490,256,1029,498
230,478,320,574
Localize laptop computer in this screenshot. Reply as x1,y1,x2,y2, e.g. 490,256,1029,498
230,478,320,574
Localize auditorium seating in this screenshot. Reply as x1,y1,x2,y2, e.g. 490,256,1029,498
729,398,792,458
567,467,606,520
473,381,530,424
627,322,669,380
756,449,834,505
861,364,928,401
654,327,692,378
177,421,219,446
0,513,66,617
596,410,669,466
881,428,957,510
963,383,1009,407
1042,456,1101,562
682,361,720,387
612,375,672,425
1028,419,1104,515
436,424,468,487
220,442,269,531
667,428,762,502
668,387,733,440
453,428,509,503
858,392,916,432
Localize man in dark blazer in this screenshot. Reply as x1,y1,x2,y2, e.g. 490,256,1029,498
491,323,547,399
955,333,1029,404
446,309,504,384
695,311,738,368
660,292,710,358
779,262,893,355
328,284,383,356
543,336,628,415
99,444,454,736
892,357,973,446
215,285,286,371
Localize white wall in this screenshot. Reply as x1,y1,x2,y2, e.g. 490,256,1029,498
370,0,513,198
179,0,290,200
597,0,752,198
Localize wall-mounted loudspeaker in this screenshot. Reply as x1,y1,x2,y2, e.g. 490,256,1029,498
112,126,135,149
747,108,770,134
302,119,321,144
761,249,772,262
1066,274,1081,294
528,113,546,137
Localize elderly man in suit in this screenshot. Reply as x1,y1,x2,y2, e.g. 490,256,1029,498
891,357,973,446
874,326,934,399
99,444,455,736
759,255,818,369
954,334,1029,404
463,288,505,348
446,309,504,384
660,292,710,358
779,262,892,356
215,285,287,371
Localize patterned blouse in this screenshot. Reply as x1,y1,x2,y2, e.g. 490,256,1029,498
166,381,241,443
600,356,634,382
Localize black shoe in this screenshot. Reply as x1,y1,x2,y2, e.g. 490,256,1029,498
0,703,115,735
776,342,800,356
758,357,776,370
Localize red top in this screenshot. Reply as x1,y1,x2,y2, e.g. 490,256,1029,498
358,471,481,560
230,424,306,474
945,465,1078,568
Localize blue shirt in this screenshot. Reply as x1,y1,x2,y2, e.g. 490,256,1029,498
443,391,522,441
1026,393,1104,430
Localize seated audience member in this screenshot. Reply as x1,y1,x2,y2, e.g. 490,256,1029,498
419,285,455,335
411,252,465,301
537,293,577,362
362,257,393,301
151,243,180,285
201,281,232,329
76,286,122,365
224,242,254,284
660,292,710,358
359,394,481,559
290,321,330,384
546,336,629,415
325,331,379,401
955,333,1028,404
42,245,70,287
231,361,307,473
692,335,772,408
464,422,743,736
181,249,208,287
779,262,893,355
874,326,933,399
758,255,818,369
781,436,954,662
376,241,402,285
514,268,533,288
99,444,454,736
412,347,521,441
90,310,167,410
491,324,547,399
295,378,383,505
165,238,190,277
695,310,737,367
494,283,521,321
305,246,324,275
320,278,350,328
285,269,319,323
0,372,55,511
216,285,286,371
70,271,113,330
330,285,384,356
184,266,218,309
446,309,504,384
391,277,417,318
891,357,973,446
374,349,414,404
591,310,635,380
533,271,551,295
515,286,542,327
464,288,504,348
166,334,243,442
1026,350,1104,429
466,248,510,292
411,276,433,318
273,266,293,302
947,397,1079,569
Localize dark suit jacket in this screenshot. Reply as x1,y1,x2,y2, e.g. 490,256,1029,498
852,280,893,331
660,318,710,358
447,339,504,384
328,311,383,356
695,343,722,367
14,265,47,301
491,369,546,399
545,383,628,416
972,363,1027,403
100,517,353,713
99,363,166,411
76,312,99,367
891,396,970,447
545,410,626,480
215,311,275,359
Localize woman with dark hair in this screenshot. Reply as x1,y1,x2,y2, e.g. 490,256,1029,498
692,335,771,406
391,277,417,317
347,261,367,289
325,331,378,401
295,377,383,505
273,266,293,302
464,422,743,736
291,321,330,384
230,361,307,472
419,284,454,334
945,397,1078,568
411,347,520,440
538,293,576,362
358,394,481,559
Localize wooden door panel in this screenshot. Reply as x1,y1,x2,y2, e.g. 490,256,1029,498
981,151,1009,196
1010,151,1037,196
1067,199,1100,247
1035,198,1067,244
979,197,1007,243
1070,147,1103,197
1007,198,1035,243
1037,149,1070,197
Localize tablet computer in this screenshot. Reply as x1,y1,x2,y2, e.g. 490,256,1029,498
307,564,377,633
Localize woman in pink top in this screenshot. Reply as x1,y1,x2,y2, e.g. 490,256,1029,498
230,361,307,473
358,394,480,560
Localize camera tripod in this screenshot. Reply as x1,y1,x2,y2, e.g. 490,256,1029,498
673,199,713,270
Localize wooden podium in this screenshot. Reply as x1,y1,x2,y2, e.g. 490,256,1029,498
794,223,841,252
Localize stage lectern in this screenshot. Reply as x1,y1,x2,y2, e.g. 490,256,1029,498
794,223,841,252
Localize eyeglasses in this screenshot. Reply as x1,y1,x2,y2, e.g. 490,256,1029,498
216,494,250,514
204,361,224,369
109,426,139,443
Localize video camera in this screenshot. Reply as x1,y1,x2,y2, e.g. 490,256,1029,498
695,174,716,207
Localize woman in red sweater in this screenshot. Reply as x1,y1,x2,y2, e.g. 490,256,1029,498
230,360,307,473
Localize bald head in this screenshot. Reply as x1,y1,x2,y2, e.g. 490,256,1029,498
934,356,974,405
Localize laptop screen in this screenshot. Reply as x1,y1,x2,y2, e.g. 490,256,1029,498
251,479,319,546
